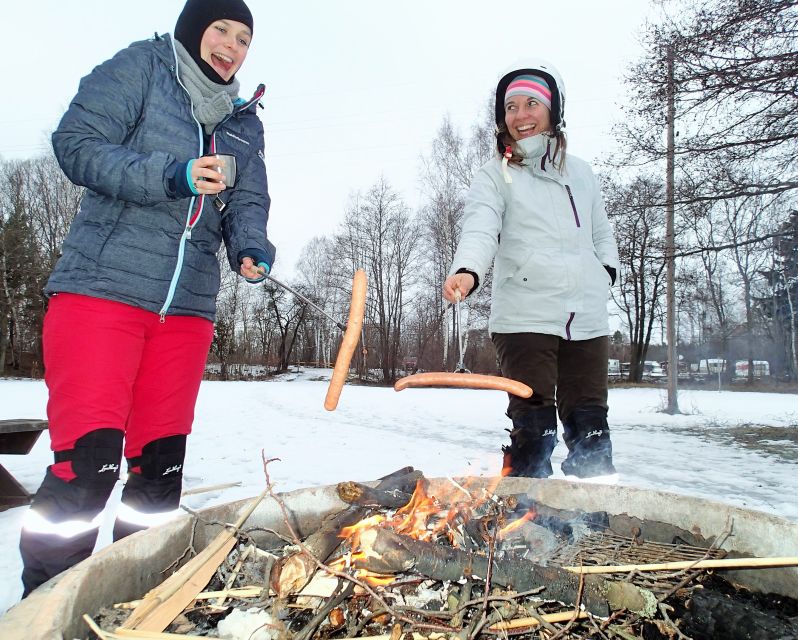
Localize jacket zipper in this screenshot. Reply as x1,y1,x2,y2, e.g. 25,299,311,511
564,185,581,228
159,39,264,321
159,39,209,322
564,185,580,338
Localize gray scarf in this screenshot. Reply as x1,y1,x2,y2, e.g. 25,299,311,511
173,39,240,135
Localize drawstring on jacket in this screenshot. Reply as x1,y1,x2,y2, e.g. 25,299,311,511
501,145,513,184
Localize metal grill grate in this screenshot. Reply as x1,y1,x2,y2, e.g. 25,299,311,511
548,529,726,596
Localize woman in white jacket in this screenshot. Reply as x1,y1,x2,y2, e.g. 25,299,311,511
443,60,620,480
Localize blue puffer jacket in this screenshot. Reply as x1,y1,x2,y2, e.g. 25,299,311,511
45,33,274,321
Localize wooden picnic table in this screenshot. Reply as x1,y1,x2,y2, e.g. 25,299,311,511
0,419,48,511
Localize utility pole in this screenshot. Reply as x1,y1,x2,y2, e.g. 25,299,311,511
665,45,681,414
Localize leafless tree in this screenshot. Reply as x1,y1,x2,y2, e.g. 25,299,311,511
618,0,798,203
333,178,418,383
259,280,309,372
604,174,668,381
296,236,339,366
211,261,242,380
416,105,494,372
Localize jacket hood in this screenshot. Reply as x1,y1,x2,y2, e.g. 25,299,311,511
145,34,263,114
495,58,566,131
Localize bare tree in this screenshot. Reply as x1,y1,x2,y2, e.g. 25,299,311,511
333,178,418,383
724,195,776,382
210,261,242,380
0,159,47,375
604,174,668,381
618,0,798,204
261,280,308,371
416,105,494,372
296,236,339,366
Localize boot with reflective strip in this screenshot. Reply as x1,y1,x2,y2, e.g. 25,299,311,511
113,435,186,541
19,429,123,596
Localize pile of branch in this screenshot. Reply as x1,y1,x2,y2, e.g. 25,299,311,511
82,462,798,640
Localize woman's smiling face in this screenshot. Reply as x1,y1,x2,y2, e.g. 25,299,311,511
200,19,251,81
504,95,552,141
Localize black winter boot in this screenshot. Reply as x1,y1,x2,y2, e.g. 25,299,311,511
20,429,123,596
501,406,558,478
561,406,616,478
113,435,186,541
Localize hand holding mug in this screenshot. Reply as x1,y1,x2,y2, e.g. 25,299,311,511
190,156,227,195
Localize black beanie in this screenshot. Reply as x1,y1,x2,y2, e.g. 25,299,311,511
174,0,254,85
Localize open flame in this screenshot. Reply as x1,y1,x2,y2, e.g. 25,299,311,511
497,507,536,539
334,477,529,585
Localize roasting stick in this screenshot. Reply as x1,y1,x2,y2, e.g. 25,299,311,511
324,269,368,411
564,555,798,574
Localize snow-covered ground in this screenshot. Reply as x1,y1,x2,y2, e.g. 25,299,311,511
1,370,796,614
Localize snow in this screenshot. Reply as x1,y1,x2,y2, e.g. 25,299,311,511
0,370,796,615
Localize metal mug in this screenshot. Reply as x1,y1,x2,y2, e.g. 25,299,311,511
212,154,237,187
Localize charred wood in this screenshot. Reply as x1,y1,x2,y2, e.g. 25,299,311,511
506,495,610,535
680,587,798,640
336,482,413,509
354,527,612,616
270,467,422,597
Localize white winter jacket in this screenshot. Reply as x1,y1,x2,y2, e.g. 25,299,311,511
450,134,619,340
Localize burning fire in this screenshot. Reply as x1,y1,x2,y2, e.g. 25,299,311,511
497,507,536,539
333,477,533,585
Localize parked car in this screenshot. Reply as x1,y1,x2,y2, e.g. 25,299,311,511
643,360,666,382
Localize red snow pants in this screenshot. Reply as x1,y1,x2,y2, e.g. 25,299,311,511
20,293,213,595
43,293,214,478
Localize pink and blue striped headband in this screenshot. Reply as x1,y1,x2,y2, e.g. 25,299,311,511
504,75,552,110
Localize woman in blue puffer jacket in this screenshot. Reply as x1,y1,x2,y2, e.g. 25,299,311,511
19,0,274,596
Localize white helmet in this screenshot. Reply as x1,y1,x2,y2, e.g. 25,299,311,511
495,58,566,131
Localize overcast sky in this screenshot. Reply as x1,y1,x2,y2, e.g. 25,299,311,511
4,1,654,273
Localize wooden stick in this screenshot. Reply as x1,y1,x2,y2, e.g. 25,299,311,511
488,610,588,631
181,481,241,497
348,633,450,640
114,630,205,639
211,543,254,607
114,586,263,609
83,614,112,640
325,269,367,411
120,488,269,632
564,556,798,574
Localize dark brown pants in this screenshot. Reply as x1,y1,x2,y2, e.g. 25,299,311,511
491,333,609,423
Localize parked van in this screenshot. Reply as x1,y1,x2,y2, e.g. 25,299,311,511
643,361,666,381
734,360,770,380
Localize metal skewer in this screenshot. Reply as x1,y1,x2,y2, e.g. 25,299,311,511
263,272,347,332
454,290,467,373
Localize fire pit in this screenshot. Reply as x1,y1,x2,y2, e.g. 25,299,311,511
2,475,797,639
